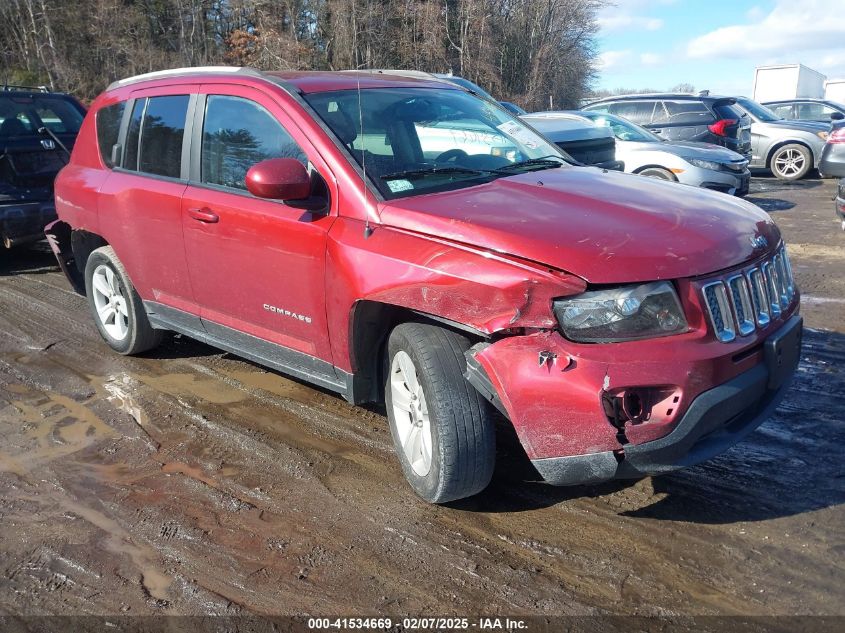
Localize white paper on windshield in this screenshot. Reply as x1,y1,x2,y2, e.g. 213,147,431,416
386,179,414,193
496,121,539,149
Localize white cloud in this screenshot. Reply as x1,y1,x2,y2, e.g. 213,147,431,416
640,52,662,66
687,0,845,77
598,15,664,32
598,50,632,70
597,0,675,33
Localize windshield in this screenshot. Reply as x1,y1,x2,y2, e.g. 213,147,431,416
736,97,781,122
305,87,565,199
0,95,84,138
580,112,660,142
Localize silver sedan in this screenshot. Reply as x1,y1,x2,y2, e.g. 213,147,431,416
571,111,751,196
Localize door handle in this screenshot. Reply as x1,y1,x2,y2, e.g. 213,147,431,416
188,207,219,223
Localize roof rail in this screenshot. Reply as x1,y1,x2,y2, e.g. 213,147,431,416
1,84,50,93
106,66,263,91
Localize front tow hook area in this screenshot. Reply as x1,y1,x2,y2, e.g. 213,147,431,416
533,315,802,486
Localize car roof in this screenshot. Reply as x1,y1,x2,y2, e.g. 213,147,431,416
522,111,594,124
0,88,76,99
762,98,840,104
106,66,457,94
586,92,732,104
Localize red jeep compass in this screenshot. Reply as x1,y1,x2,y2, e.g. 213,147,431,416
47,67,801,503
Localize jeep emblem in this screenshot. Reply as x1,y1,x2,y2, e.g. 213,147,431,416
750,235,768,250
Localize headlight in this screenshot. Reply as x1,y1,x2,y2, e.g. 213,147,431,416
553,281,688,343
687,158,722,171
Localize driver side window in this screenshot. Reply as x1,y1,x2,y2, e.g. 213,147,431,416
201,95,307,191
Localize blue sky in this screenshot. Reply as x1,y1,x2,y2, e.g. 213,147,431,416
596,0,845,94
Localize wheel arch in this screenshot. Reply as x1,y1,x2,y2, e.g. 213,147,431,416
347,299,489,404
633,165,678,180
45,221,109,295
765,139,815,169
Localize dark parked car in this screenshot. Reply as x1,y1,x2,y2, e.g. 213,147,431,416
521,111,624,171
819,118,845,178
583,93,752,160
763,99,845,123
0,85,85,248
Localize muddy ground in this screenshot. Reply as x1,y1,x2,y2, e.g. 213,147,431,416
0,174,843,622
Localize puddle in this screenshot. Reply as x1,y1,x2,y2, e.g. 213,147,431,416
138,373,247,405
55,496,172,601
223,368,309,399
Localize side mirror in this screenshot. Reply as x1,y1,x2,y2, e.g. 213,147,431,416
246,158,312,201
831,112,844,121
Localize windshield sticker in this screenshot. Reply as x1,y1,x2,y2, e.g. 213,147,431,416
386,179,414,193
496,121,540,149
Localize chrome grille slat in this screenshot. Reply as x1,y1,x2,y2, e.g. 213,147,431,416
702,246,795,343
746,267,771,327
762,261,782,318
702,281,736,342
727,274,755,336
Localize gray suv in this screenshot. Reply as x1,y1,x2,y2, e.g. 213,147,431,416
582,93,752,159
733,97,829,181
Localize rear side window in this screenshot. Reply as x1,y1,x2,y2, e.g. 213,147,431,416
138,96,189,178
123,99,145,171
608,101,656,125
797,102,838,120
201,95,307,191
96,102,126,168
657,101,715,125
123,95,189,178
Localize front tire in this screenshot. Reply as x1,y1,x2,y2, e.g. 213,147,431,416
385,323,495,503
85,246,161,355
770,144,812,181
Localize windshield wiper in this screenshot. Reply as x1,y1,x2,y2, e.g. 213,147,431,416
493,156,567,173
380,165,491,180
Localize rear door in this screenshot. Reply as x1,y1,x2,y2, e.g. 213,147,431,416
97,89,197,314
181,84,338,365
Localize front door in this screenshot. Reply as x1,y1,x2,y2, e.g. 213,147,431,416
181,85,337,365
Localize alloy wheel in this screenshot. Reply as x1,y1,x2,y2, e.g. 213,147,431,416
91,264,129,341
774,148,806,178
390,350,432,477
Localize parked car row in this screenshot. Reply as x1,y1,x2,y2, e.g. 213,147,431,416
37,67,803,504
523,110,749,195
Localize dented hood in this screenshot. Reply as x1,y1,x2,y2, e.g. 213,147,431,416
378,166,780,283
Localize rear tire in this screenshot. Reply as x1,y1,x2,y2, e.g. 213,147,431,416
84,246,161,355
384,323,495,503
638,167,677,181
770,144,811,181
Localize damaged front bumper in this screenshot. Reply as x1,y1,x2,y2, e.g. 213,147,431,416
466,314,802,486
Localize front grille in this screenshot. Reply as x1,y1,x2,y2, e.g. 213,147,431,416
701,245,796,343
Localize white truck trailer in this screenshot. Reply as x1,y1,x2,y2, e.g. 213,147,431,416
825,79,845,103
753,64,826,102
